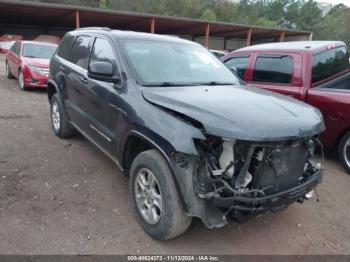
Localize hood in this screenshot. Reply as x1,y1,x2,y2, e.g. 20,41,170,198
23,57,50,68
142,85,324,141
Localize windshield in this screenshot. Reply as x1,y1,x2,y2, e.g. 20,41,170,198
23,43,57,59
120,40,240,86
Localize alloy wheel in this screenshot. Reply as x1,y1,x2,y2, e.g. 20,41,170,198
51,101,61,132
343,137,350,169
134,168,163,224
18,72,24,90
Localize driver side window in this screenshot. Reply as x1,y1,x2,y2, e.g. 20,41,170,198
89,37,117,72
224,55,249,79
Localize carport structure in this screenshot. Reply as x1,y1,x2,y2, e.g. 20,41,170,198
0,0,312,50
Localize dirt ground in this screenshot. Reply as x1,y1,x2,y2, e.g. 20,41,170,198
0,54,349,255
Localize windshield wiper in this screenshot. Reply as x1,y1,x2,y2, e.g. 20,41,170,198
143,82,194,87
200,81,235,86
142,81,236,87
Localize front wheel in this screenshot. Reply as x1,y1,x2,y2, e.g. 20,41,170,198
338,131,350,174
18,70,26,90
130,149,192,240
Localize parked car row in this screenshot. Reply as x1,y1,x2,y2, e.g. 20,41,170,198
0,34,61,54
221,41,350,174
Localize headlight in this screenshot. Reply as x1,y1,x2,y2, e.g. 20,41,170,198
28,65,41,73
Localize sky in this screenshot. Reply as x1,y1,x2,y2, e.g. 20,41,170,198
316,0,350,6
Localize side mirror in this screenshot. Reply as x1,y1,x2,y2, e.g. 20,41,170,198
88,61,120,83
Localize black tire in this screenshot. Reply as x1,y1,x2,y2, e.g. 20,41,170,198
18,70,27,91
5,61,14,79
338,131,350,174
129,149,192,240
50,93,75,138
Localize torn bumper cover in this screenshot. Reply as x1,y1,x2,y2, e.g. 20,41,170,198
181,138,325,226
211,170,322,212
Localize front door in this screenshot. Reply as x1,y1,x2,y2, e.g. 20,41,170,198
82,36,121,156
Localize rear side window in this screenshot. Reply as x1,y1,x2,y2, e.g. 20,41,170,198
224,56,249,79
253,55,293,84
69,35,91,69
312,46,349,84
11,42,20,56
57,34,75,60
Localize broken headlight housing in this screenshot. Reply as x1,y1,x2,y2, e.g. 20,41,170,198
193,137,323,200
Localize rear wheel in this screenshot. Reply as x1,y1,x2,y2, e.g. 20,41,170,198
18,70,26,91
130,149,192,240
338,131,350,174
50,94,75,138
5,61,14,79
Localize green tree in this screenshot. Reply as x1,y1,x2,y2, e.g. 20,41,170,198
200,8,217,21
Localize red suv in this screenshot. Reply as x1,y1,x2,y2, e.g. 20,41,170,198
5,41,57,90
221,41,350,173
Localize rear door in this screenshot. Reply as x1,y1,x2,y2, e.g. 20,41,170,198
246,52,303,99
8,42,21,77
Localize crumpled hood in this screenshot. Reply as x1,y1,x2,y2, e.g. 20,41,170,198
142,85,325,141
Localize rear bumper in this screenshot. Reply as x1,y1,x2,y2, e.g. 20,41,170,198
212,170,323,212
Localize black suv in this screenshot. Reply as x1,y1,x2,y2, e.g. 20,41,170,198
48,28,324,240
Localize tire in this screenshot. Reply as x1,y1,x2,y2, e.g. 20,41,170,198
5,61,14,79
338,131,350,174
130,149,192,240
18,70,26,91
50,93,75,138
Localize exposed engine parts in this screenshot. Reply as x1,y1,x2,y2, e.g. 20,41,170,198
193,137,323,221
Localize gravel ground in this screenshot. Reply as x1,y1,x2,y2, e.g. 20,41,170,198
0,54,349,255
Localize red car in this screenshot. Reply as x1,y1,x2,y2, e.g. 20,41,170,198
221,41,350,173
5,41,57,90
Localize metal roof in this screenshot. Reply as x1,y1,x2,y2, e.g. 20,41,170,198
0,0,311,39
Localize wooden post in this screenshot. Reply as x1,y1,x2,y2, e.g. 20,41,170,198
247,28,252,46
150,18,155,33
75,10,80,29
204,24,210,48
279,31,285,42
309,32,313,41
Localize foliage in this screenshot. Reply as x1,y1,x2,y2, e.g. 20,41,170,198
32,0,350,45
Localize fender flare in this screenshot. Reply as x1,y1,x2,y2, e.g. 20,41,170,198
47,79,60,102
124,129,190,211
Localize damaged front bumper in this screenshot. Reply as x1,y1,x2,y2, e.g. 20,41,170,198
211,169,322,214
172,137,324,227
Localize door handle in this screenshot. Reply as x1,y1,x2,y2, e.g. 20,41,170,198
80,76,88,85
59,65,66,71
330,111,343,121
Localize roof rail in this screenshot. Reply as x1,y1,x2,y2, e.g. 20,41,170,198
75,27,112,31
